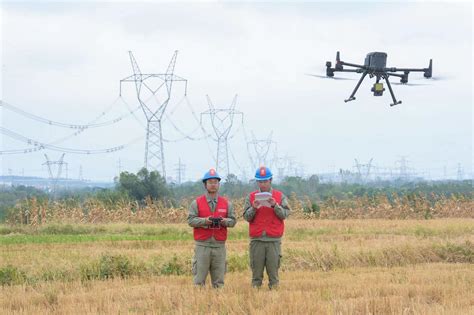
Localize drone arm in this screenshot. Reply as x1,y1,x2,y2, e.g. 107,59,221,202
387,73,404,78
344,71,368,103
326,66,363,77
339,61,365,68
386,67,426,72
332,68,361,73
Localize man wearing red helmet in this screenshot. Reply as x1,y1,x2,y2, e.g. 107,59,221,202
187,168,236,288
243,166,291,289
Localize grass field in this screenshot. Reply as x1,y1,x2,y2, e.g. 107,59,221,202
1,219,473,314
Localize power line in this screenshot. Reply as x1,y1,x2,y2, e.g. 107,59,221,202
0,126,142,155
0,99,141,130
184,96,216,164
1,97,143,154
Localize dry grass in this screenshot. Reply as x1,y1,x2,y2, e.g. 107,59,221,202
1,219,473,314
0,265,472,314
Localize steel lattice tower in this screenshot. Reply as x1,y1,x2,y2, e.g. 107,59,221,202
120,51,187,178
247,131,276,169
354,158,373,183
200,95,243,178
42,153,67,196
174,158,186,184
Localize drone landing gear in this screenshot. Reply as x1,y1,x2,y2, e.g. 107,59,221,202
344,71,402,106
383,75,402,106
344,71,368,103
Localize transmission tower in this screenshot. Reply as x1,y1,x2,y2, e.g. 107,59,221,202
272,149,290,182
395,156,414,181
354,158,373,183
42,153,67,195
120,50,187,179
8,168,13,186
174,158,186,184
457,163,464,181
200,95,243,177
247,131,276,169
78,165,83,181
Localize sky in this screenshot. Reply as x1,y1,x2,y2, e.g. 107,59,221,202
0,1,472,182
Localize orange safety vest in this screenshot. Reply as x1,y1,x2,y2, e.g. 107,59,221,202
248,190,284,238
193,195,229,241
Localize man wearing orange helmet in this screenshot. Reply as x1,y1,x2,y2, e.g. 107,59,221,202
243,166,290,289
188,168,236,288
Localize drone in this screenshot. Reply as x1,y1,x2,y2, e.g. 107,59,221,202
312,51,433,106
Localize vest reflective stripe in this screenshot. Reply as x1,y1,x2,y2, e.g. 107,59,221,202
249,190,284,238
193,195,229,241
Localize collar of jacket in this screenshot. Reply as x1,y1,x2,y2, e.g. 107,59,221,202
205,193,219,203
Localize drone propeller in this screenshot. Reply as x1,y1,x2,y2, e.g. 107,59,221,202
426,76,449,81
410,75,449,82
392,82,430,86
305,73,355,80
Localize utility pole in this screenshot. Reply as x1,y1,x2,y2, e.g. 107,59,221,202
120,50,187,179
200,95,243,178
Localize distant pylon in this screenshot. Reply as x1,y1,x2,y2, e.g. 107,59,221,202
354,158,373,182
175,158,186,184
247,131,276,169
457,163,464,180
120,51,187,179
200,95,243,177
395,156,412,181
42,153,66,196
79,165,83,181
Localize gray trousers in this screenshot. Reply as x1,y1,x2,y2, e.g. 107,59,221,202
249,240,281,288
192,245,226,288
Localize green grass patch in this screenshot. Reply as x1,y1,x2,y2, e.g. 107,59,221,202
159,254,186,275
80,254,134,281
0,265,27,286
0,234,192,245
227,253,249,272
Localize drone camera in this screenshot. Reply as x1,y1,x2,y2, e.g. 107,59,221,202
371,83,385,96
